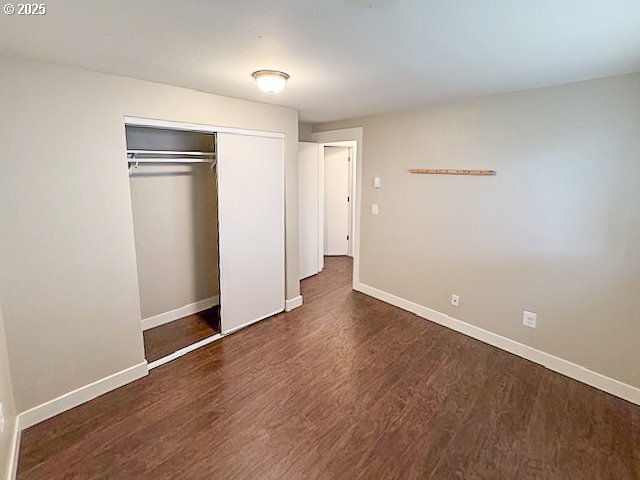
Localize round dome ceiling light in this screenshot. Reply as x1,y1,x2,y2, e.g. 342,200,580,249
252,70,289,94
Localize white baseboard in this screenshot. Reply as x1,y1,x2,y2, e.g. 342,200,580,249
148,333,223,370
17,361,148,430
142,295,219,331
355,282,640,406
6,418,20,480
285,295,303,312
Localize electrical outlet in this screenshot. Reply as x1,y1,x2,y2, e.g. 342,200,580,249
373,176,381,188
451,294,460,307
372,204,379,215
523,311,537,328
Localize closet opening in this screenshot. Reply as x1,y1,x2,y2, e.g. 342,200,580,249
126,124,222,367
125,117,287,369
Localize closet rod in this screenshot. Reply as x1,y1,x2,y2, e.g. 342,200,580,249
127,150,216,157
127,158,216,175
128,158,215,164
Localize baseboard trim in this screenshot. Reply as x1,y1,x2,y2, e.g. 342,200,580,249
285,295,303,312
142,295,219,331
148,333,223,370
6,418,20,480
17,361,149,430
355,282,640,406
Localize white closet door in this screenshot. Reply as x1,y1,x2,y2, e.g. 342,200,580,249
298,142,321,279
217,133,285,334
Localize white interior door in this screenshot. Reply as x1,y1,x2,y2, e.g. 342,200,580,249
324,147,350,255
217,133,285,334
298,142,321,279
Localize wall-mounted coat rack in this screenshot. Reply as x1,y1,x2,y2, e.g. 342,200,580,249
409,169,496,176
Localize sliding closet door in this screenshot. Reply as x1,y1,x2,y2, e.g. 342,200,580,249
217,133,285,334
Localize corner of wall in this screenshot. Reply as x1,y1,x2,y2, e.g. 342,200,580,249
0,305,18,480
5,421,20,480
298,123,313,142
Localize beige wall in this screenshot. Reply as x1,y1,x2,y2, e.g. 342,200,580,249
130,164,219,318
0,57,299,412
0,304,16,479
315,73,640,388
299,123,313,142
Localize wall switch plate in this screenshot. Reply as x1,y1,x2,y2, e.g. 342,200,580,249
373,176,381,188
451,294,460,307
372,204,379,215
523,311,537,328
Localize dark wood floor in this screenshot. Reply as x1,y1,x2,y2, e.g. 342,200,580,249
18,257,640,479
143,308,220,362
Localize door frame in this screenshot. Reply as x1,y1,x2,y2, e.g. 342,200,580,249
311,128,363,289
320,143,355,257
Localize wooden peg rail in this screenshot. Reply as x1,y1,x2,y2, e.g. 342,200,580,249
409,168,496,176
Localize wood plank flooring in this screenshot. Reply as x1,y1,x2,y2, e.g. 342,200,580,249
18,256,640,479
143,308,220,362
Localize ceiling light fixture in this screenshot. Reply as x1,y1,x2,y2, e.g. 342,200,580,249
252,70,289,94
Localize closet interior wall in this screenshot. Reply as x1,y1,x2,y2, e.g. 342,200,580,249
127,127,219,329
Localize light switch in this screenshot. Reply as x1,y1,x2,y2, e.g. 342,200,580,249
372,204,379,215
373,176,381,188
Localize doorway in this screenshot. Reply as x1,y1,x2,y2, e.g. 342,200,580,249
126,124,222,366
324,146,351,256
298,137,359,281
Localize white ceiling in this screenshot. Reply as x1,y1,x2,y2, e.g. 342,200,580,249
1,0,639,123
